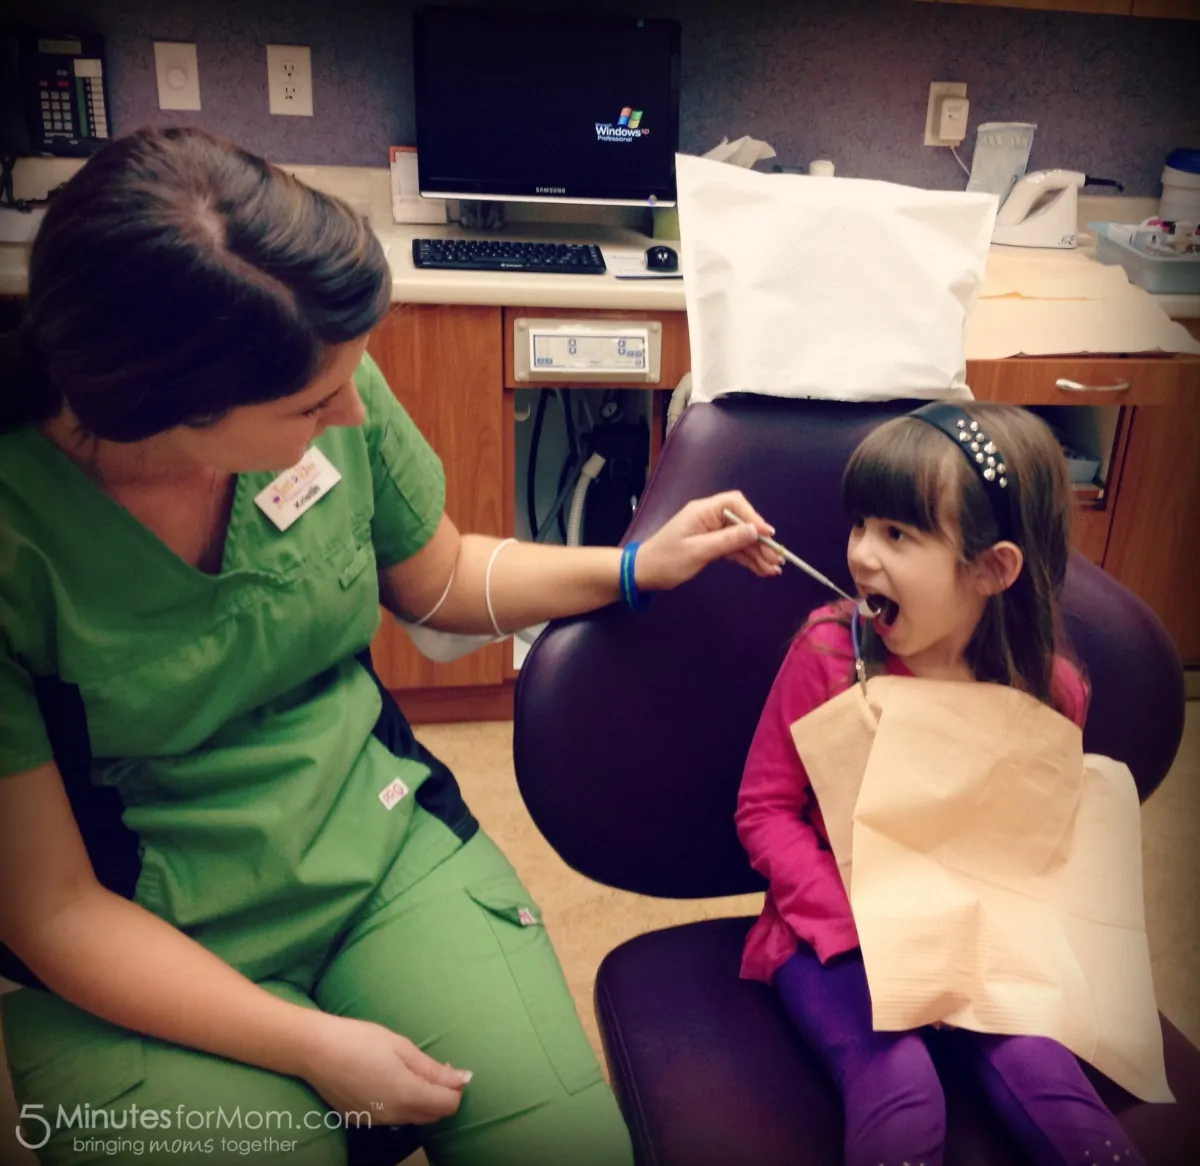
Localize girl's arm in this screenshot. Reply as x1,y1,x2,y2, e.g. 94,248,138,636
1052,655,1090,728
735,630,860,964
377,493,780,632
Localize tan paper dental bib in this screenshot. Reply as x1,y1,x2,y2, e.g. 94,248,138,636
791,676,1172,1103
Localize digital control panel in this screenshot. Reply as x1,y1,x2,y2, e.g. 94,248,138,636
513,318,663,384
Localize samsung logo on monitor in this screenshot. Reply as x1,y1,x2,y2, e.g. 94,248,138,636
535,186,567,194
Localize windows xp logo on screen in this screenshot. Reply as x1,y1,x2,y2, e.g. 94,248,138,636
596,107,650,142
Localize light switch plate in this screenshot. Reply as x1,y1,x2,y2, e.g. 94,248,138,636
154,42,201,112
266,45,313,117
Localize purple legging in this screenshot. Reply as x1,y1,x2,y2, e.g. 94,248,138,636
774,944,1146,1166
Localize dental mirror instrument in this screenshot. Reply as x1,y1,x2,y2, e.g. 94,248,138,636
722,508,878,619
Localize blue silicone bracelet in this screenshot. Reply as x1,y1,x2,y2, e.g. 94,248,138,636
620,542,651,612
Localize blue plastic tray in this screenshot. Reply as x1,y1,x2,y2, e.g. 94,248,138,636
1089,222,1200,295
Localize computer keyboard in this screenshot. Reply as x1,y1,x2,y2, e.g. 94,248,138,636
412,238,606,275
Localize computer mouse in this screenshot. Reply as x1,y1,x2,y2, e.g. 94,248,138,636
645,245,678,272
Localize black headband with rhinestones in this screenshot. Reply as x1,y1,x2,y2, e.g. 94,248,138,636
910,402,1015,541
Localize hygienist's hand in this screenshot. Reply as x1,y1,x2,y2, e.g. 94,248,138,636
300,1013,472,1126
635,490,781,591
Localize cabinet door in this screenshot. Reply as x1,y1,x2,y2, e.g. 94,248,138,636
1100,328,1200,662
916,0,1200,15
366,304,506,689
1131,0,1200,15
915,0,1134,11
1104,402,1200,663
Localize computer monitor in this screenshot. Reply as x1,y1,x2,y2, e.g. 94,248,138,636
413,7,681,207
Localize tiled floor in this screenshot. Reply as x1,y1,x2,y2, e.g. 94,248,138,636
2,703,1197,1166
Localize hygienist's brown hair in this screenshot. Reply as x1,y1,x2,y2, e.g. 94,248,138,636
0,126,390,441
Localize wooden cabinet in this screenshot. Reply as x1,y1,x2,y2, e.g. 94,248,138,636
919,0,1133,12
1129,0,1200,14
1105,396,1200,659
969,343,1200,659
966,356,1180,567
916,0,1199,15
1101,321,1200,661
365,304,512,719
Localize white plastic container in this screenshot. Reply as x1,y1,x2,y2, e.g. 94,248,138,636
1160,149,1200,223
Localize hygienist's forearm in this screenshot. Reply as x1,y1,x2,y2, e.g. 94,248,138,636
17,885,326,1081
430,535,623,633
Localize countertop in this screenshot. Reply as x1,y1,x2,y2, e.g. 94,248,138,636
4,215,1198,325
4,159,1197,322
377,220,1200,322
375,221,687,311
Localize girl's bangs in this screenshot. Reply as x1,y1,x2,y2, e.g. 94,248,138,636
841,420,952,533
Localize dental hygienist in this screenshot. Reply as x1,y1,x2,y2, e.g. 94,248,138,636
0,128,778,1166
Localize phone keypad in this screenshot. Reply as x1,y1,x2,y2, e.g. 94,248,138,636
40,86,74,136
38,77,108,141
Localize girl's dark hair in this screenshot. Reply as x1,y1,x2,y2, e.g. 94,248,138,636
838,403,1074,707
0,126,391,441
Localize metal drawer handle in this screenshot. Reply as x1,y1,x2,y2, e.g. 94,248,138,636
1055,377,1131,393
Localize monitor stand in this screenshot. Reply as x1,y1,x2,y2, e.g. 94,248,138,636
448,199,654,243
457,199,505,232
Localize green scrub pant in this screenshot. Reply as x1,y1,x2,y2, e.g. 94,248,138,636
2,820,633,1166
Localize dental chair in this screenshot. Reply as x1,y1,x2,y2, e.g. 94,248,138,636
513,394,1197,1166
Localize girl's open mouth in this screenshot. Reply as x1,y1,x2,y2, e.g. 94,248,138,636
866,594,900,630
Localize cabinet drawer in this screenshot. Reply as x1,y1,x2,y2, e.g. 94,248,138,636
966,357,1196,406
503,306,690,389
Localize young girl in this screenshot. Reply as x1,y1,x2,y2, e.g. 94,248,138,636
735,402,1148,1166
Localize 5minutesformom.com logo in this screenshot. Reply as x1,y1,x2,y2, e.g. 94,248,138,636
15,1102,372,1152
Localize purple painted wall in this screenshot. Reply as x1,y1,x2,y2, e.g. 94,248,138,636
15,0,1200,195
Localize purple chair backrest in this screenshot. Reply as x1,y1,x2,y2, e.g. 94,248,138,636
514,397,1185,899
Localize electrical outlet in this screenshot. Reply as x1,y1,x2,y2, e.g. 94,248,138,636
266,45,313,117
924,81,967,147
938,96,970,146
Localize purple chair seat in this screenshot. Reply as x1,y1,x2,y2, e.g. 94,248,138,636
597,918,1200,1166
514,396,1193,1165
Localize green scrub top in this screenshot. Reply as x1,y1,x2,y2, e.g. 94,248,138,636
0,353,462,981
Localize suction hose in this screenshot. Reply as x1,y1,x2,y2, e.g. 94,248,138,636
566,453,607,547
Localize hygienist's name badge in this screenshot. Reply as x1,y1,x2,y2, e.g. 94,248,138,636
254,447,343,532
